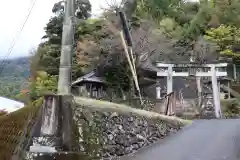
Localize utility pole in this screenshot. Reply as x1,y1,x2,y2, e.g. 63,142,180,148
27,0,77,158
56,0,77,151
58,0,75,95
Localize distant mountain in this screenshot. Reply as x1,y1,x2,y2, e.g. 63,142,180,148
0,57,30,99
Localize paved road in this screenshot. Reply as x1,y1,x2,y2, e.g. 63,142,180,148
122,119,240,160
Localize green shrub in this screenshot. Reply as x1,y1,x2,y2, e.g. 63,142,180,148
222,99,240,118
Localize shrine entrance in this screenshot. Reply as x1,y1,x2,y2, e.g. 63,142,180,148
156,62,228,118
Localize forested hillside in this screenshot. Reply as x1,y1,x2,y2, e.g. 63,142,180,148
8,0,240,102
0,57,29,99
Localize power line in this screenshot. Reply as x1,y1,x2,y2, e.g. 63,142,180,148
0,0,37,76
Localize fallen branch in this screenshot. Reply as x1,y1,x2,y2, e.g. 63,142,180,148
74,96,192,126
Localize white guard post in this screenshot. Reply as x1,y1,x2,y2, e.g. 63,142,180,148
156,63,228,118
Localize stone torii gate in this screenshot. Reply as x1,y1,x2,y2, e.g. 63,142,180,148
156,62,228,118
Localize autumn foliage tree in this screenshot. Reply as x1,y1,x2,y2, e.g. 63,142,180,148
35,0,92,79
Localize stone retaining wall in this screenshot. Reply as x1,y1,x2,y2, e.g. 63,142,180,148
74,107,181,159
0,98,182,160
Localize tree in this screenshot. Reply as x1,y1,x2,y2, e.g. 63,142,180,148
76,10,189,95
16,71,57,103
204,25,240,58
36,0,92,79
127,0,200,27
124,0,210,58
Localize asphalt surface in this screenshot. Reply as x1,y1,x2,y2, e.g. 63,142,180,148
121,119,240,160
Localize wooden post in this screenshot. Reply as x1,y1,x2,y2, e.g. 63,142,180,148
228,81,231,99
167,65,173,94
89,84,93,98
218,81,221,97
100,86,103,98
172,92,176,115
155,79,165,114
156,81,161,99
233,64,237,80
211,65,222,118
196,76,202,108
165,95,170,115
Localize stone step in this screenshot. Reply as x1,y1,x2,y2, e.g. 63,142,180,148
176,106,196,111
182,112,197,116
29,145,57,153
176,112,198,119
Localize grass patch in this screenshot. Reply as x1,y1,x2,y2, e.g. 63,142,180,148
221,99,240,118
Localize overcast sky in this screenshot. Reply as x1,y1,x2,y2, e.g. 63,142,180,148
0,0,121,59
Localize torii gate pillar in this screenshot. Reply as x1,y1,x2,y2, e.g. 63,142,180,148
211,65,222,118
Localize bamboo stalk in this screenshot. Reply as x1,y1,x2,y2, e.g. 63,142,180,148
119,31,143,105
128,48,137,76
74,96,192,126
